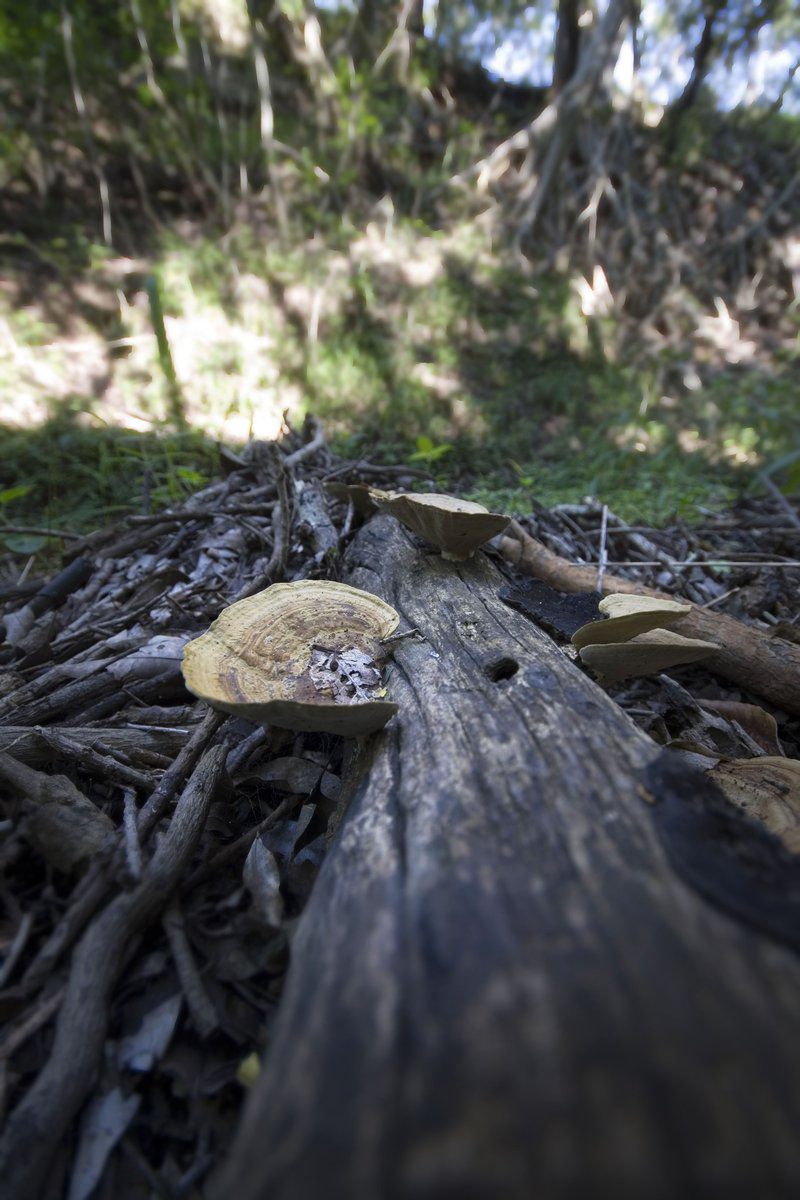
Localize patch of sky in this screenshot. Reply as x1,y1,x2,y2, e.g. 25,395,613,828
315,0,798,113
486,2,799,112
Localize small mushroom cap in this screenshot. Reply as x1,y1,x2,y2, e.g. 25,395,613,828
182,581,400,735
579,628,717,684
373,491,510,560
572,593,692,650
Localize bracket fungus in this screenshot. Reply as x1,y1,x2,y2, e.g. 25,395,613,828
372,490,510,560
579,628,718,685
571,593,692,650
571,593,717,683
708,757,800,854
323,481,377,517
181,581,400,735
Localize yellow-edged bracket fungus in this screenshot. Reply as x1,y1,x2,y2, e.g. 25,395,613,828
372,490,510,561
571,593,717,684
182,581,400,735
571,593,693,650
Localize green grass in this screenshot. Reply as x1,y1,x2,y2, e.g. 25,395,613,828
0,409,221,547
2,217,798,560
284,240,799,522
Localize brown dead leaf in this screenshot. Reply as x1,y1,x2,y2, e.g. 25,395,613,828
308,644,384,703
249,756,340,800
701,700,785,757
654,676,765,760
0,751,114,873
771,621,800,646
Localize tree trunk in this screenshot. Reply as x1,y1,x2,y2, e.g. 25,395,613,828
211,516,800,1200
670,0,728,122
453,0,635,233
514,0,636,239
353,0,424,69
552,0,582,94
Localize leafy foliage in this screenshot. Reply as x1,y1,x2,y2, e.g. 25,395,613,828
0,0,798,540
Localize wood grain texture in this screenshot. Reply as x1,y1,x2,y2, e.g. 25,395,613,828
213,517,800,1200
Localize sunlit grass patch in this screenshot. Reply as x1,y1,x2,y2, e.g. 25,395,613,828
1,213,798,538
0,409,222,538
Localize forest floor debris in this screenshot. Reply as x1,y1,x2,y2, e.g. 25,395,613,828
0,418,798,1197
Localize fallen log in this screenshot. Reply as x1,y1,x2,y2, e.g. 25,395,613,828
499,520,800,716
213,517,800,1200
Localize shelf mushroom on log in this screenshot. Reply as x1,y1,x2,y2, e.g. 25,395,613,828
181,580,400,736
372,489,510,559
212,515,800,1200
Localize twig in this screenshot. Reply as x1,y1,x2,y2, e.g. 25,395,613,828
596,503,609,592
0,985,66,1061
283,417,326,468
2,671,121,729
136,708,226,842
581,560,800,568
234,449,293,600
0,725,187,767
0,525,81,540
34,727,153,792
163,900,218,1038
341,498,355,541
2,555,92,647
381,628,422,647
20,708,225,990
122,789,143,882
700,587,741,609
0,911,34,989
499,520,800,715
225,726,269,776
183,793,301,891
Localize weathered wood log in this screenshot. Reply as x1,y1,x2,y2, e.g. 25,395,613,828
213,517,800,1200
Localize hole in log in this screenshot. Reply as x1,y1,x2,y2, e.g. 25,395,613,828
486,657,519,682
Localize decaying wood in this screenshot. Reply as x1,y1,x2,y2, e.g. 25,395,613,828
214,516,800,1200
500,519,800,716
